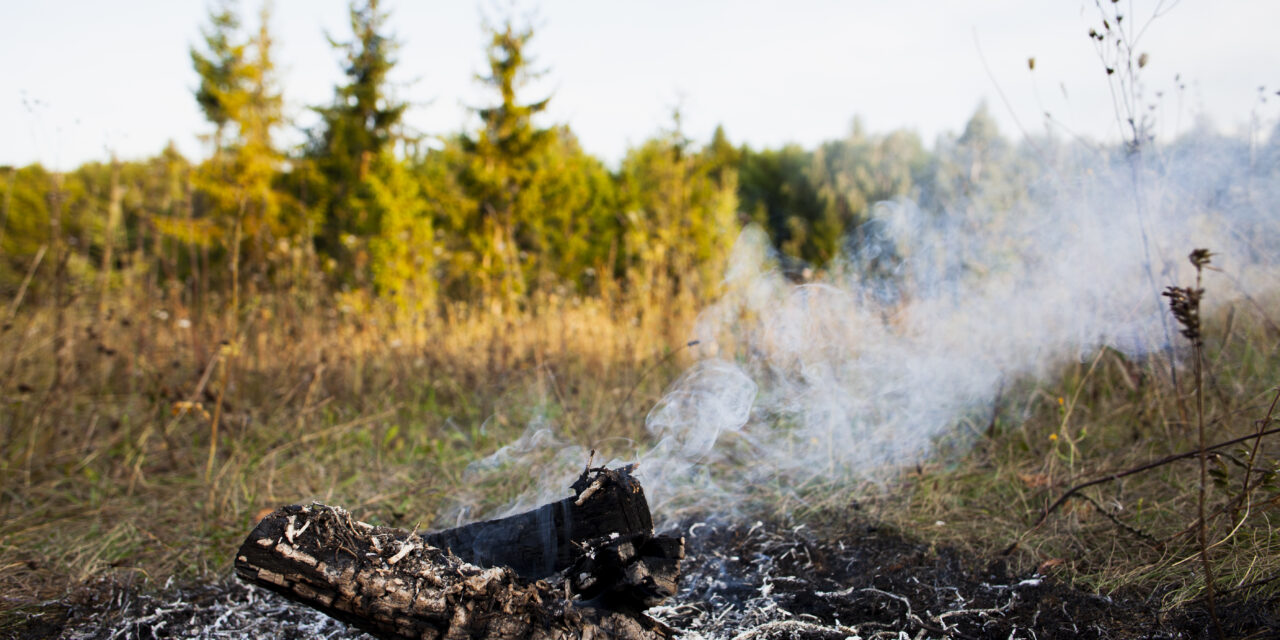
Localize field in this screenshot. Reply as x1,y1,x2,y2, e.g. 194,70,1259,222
4,3,1279,636
2,267,1278,637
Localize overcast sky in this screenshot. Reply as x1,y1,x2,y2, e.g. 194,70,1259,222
4,0,1278,170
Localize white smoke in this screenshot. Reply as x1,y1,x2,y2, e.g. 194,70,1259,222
454,128,1280,524
636,132,1280,511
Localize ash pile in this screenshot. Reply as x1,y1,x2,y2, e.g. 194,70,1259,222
650,518,1262,640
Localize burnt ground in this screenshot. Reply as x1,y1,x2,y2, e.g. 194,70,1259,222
649,518,1278,639
4,516,1277,639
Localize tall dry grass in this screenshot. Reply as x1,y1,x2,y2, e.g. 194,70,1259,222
0,278,702,601
3,251,1279,618
885,292,1280,608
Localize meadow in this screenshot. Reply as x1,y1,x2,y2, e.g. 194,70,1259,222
2,238,1278,636
4,2,1280,636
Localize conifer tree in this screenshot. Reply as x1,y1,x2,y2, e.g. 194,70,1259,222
458,19,553,308
926,102,1014,208
188,1,285,283
191,1,243,156
368,155,436,312
804,120,925,268
618,114,739,305
737,144,822,268
306,0,408,285
519,127,617,295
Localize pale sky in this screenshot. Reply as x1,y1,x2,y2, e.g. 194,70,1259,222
4,1,1278,170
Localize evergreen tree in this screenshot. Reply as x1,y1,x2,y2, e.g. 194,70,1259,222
519,127,618,295
618,116,739,304
705,124,740,187
808,119,925,268
306,0,408,284
190,1,243,156
368,154,436,313
737,144,822,269
458,19,554,308
926,102,1015,209
188,1,285,284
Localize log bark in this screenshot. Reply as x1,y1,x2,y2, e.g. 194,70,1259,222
234,466,682,640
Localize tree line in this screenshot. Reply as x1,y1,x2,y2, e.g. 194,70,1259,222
0,0,1054,317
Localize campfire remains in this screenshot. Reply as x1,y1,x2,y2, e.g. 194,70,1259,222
233,465,683,639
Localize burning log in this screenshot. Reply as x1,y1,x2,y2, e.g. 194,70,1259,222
234,466,682,639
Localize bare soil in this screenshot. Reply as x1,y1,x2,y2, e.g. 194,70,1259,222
4,515,1276,639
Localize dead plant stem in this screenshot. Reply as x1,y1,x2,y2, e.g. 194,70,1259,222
1030,424,1280,529
207,212,243,484
1194,330,1221,636
1237,387,1279,505
1191,265,1223,639
6,245,46,321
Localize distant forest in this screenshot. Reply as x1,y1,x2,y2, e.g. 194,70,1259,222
3,0,1273,316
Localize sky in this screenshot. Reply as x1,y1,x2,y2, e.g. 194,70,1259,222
3,0,1279,170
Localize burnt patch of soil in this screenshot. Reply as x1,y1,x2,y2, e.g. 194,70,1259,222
7,578,374,640
9,515,1278,638
648,516,1280,639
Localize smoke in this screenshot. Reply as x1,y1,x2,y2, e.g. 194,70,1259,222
455,129,1280,525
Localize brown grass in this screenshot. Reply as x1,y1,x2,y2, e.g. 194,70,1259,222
883,297,1280,607
0,283,699,602
3,277,1278,619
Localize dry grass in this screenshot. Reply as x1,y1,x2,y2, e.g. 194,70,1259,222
0,283,700,602
883,298,1280,608
3,277,1278,620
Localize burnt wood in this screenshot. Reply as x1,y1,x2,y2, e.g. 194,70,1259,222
421,465,654,578
234,466,682,640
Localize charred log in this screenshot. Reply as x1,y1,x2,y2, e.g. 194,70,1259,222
234,466,682,640
421,465,654,578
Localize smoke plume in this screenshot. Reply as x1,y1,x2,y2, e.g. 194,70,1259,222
460,129,1280,524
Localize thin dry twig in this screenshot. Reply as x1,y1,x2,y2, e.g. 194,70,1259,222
1026,424,1280,531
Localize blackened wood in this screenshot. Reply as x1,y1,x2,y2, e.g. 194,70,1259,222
567,532,685,610
422,465,653,578
233,467,680,640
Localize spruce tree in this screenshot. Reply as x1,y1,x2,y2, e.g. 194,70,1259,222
458,19,553,308
618,115,739,305
306,0,408,284
191,1,243,156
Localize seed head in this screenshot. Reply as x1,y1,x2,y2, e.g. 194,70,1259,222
1188,248,1213,271
1163,285,1203,346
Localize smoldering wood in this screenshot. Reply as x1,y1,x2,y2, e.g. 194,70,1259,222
234,466,683,640
420,465,654,578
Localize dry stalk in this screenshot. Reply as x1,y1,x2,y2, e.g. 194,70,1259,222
1236,388,1279,518
6,245,46,321
1163,248,1222,639
1028,423,1280,531
206,208,244,485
